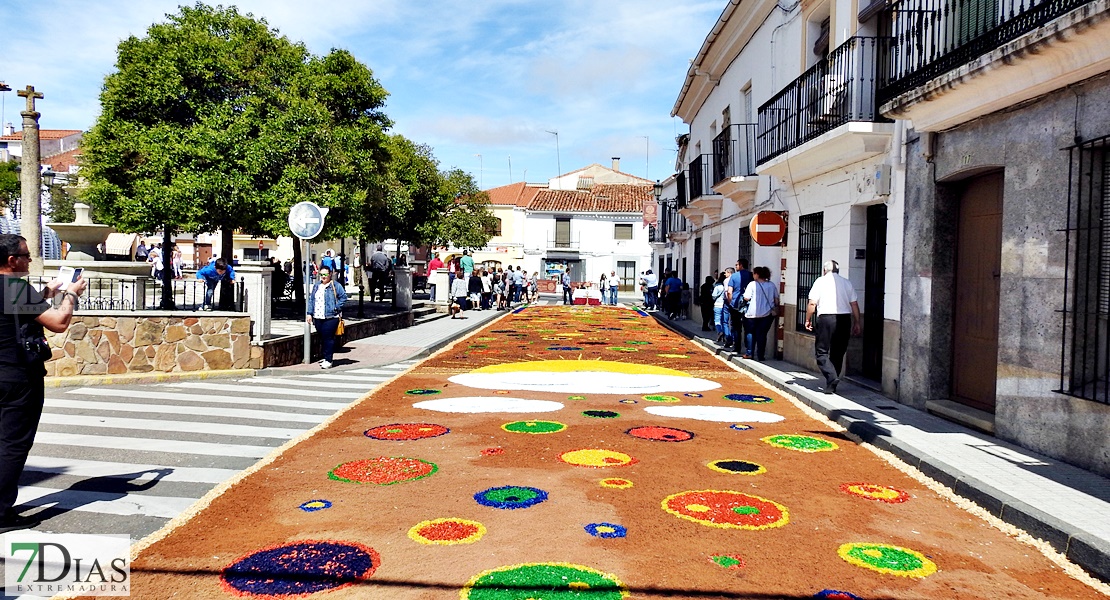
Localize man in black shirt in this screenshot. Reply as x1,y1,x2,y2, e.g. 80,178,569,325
0,234,86,533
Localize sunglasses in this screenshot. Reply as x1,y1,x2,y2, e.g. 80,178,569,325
11,253,30,258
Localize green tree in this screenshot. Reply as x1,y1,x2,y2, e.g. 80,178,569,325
428,168,498,250
0,160,18,213
80,3,390,260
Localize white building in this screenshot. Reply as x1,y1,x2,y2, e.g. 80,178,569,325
667,0,905,396
440,161,654,294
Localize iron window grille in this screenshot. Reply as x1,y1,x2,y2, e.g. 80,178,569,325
796,212,824,331
1060,135,1110,405
737,225,753,272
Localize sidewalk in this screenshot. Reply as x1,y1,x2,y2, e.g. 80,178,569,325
258,306,506,374
653,312,1110,582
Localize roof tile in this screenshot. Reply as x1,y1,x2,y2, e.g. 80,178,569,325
527,183,650,213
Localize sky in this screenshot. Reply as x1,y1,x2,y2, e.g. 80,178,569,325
0,0,723,190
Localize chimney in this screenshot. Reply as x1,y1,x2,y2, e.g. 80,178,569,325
2,123,13,136
611,157,620,172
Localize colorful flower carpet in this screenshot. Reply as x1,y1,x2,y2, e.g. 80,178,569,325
123,306,1102,599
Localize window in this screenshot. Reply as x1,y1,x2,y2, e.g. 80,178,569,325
614,223,633,240
1062,136,1110,404
555,217,572,248
486,218,502,236
737,225,752,270
796,212,824,330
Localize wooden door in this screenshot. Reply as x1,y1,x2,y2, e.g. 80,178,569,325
952,172,1003,412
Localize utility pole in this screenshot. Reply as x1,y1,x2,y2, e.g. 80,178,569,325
474,154,483,189
641,135,650,179
18,85,43,275
545,130,560,176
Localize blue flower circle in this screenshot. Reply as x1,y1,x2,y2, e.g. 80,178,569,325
584,522,627,538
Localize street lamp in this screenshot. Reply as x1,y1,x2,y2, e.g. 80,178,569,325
653,180,663,203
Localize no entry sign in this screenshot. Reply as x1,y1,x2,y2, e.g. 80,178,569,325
749,211,787,246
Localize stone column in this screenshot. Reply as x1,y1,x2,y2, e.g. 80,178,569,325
232,263,272,341
393,266,413,311
18,86,43,275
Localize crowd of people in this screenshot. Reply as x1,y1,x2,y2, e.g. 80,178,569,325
442,251,541,318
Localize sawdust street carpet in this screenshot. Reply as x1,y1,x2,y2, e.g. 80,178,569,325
119,306,1105,600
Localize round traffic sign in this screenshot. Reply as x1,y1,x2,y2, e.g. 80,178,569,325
288,202,328,240
749,211,787,246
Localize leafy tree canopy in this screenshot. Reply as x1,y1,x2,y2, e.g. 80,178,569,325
81,3,390,241
0,160,18,213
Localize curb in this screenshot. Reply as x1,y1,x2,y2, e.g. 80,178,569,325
653,314,1110,583
254,309,507,377
46,369,255,388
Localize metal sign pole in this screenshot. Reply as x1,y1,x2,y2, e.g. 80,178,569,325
303,238,312,364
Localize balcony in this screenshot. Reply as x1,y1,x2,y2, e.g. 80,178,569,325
661,205,690,243
546,235,580,251
712,124,760,208
879,0,1110,131
685,153,723,220
756,37,894,181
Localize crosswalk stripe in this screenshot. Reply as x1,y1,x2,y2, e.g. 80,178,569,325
23,456,241,484
43,398,325,423
66,388,348,411
33,431,274,458
345,368,413,375
244,377,384,389
280,374,391,383
38,413,306,439
162,382,364,398
16,485,197,519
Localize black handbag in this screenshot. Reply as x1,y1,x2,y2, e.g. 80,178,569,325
14,313,52,364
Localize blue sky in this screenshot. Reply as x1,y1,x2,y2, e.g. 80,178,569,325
0,1,722,189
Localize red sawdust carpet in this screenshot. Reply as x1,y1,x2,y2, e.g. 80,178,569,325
118,306,1105,599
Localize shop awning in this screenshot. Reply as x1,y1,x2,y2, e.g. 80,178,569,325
104,232,137,256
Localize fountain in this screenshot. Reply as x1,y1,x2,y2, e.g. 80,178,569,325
46,203,113,261
44,203,150,278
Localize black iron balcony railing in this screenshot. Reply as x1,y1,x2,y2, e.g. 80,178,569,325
713,124,759,183
880,0,1090,105
757,36,890,165
675,172,688,210
648,225,658,243
687,154,716,202
660,204,688,239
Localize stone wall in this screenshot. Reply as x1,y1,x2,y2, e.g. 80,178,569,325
260,311,413,368
900,73,1110,477
45,312,256,377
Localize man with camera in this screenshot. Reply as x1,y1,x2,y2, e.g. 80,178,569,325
0,234,86,533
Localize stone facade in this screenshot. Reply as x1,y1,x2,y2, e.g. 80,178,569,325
44,312,256,376
900,73,1110,477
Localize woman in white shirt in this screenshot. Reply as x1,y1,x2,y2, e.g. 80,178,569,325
742,266,779,360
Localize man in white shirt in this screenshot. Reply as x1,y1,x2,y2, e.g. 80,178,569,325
804,260,861,394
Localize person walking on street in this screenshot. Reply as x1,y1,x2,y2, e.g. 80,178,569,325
699,275,715,331
644,269,659,311
306,266,347,369
460,250,474,282
662,271,682,319
0,234,87,533
561,270,572,304
804,260,861,394
135,240,149,262
148,243,163,282
426,252,443,302
368,244,391,302
171,245,184,279
608,271,620,306
713,269,733,346
320,250,336,274
742,266,780,361
196,257,236,310
725,259,753,354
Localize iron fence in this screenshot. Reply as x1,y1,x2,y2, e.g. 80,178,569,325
23,275,246,312
757,36,890,165
713,124,759,183
880,0,1091,104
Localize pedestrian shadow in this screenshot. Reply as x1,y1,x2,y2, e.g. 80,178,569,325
18,468,173,522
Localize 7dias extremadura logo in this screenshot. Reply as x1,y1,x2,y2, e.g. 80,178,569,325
4,533,130,596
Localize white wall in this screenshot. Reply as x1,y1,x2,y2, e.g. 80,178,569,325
523,212,653,285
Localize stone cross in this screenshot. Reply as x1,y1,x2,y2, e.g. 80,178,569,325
17,85,42,113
